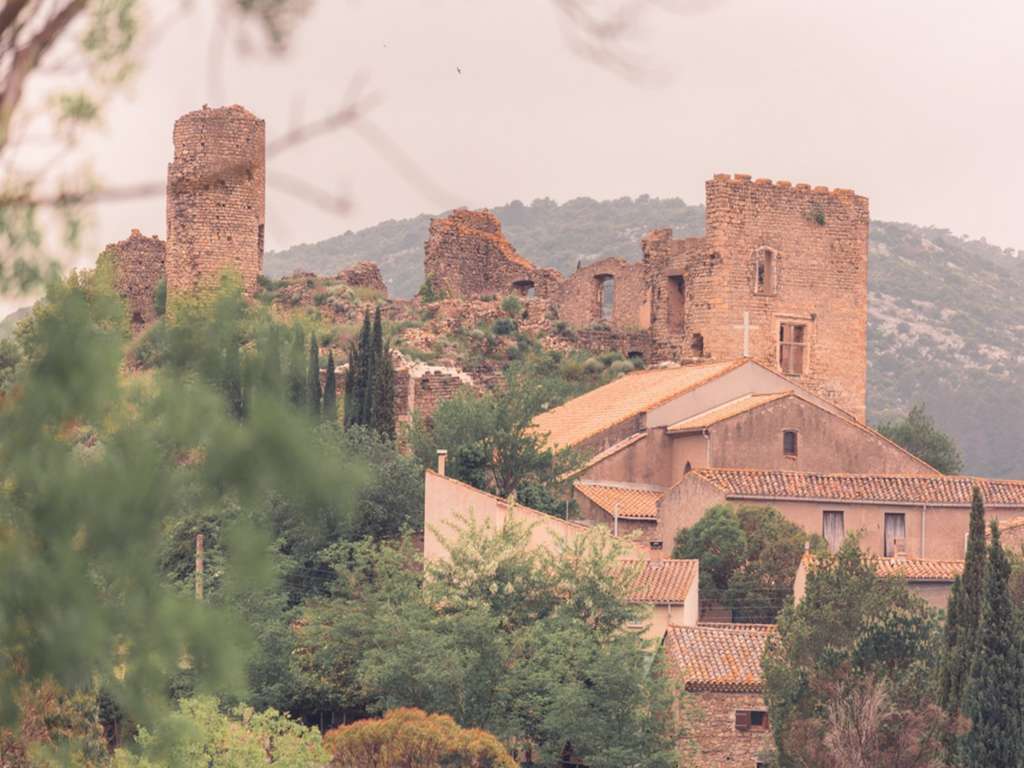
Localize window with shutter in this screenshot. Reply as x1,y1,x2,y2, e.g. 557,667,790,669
735,710,751,731
884,513,907,557
779,323,807,375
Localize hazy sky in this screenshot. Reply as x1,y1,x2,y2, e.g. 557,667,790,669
3,0,1022,315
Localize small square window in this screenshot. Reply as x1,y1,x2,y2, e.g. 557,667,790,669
783,430,798,457
736,710,769,732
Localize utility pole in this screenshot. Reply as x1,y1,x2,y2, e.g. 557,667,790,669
195,533,204,601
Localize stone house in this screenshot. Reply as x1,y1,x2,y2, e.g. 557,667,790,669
528,359,935,543
663,623,776,767
793,551,964,610
422,468,699,641
658,468,1024,560
425,173,870,420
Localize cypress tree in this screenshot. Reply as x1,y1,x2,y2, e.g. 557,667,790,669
323,350,337,423
374,340,396,440
223,333,244,419
307,333,321,417
368,306,384,429
941,485,988,755
288,326,306,407
962,522,1022,767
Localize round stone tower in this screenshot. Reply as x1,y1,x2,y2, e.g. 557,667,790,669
165,104,265,300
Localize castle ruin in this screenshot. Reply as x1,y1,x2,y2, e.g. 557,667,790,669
424,174,869,421
166,105,266,299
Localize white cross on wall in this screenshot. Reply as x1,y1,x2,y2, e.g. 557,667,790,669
731,311,760,357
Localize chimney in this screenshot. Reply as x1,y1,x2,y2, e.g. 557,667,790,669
437,449,447,476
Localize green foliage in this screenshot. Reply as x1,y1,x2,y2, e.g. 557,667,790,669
877,403,965,474
307,333,321,417
296,520,679,767
408,371,580,501
112,696,327,767
500,295,523,318
0,337,21,392
323,350,337,423
763,538,948,767
961,523,1024,767
152,279,166,317
343,309,396,439
491,317,516,336
0,276,362,730
673,504,816,622
941,486,988,752
325,707,517,768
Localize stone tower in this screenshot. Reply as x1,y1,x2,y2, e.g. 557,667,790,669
165,104,265,300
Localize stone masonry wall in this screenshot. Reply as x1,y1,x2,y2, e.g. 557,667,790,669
101,229,166,327
424,209,561,299
683,691,772,767
557,257,650,330
337,261,387,295
166,105,265,302
695,174,869,420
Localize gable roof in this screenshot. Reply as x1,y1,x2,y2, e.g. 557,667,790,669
663,623,776,693
532,360,743,449
871,557,963,582
575,431,647,473
692,468,1024,507
574,480,664,520
666,392,791,433
620,559,698,604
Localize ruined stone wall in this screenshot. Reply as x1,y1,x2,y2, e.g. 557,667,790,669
423,209,562,299
337,261,387,295
166,105,265,301
101,229,166,327
557,257,650,330
690,174,869,420
394,359,474,424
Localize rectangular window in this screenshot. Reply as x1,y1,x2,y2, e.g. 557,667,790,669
884,513,907,557
823,510,845,553
783,430,798,457
779,323,807,376
736,710,769,732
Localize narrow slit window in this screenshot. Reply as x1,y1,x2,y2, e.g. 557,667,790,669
753,248,777,294
783,430,798,457
823,510,845,553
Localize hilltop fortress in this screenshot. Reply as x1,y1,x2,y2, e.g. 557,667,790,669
425,176,869,421
102,103,869,422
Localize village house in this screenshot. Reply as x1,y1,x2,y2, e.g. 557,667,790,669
659,468,1024,560
663,623,776,767
423,467,699,641
793,550,964,610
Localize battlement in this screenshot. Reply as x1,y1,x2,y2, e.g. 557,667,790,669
709,172,867,205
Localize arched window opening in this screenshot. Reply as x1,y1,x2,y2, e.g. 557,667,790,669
595,274,615,321
512,279,536,299
753,247,777,295
690,333,704,357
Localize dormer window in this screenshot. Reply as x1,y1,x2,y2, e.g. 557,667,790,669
753,247,777,295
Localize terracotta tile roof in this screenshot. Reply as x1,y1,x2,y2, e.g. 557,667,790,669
692,468,1024,507
574,480,664,520
666,392,791,432
619,559,698,603
664,623,777,692
871,557,964,582
532,360,743,448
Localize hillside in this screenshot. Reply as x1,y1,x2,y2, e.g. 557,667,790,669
266,196,1024,479
0,305,31,341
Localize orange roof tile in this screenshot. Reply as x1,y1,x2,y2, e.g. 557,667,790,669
870,557,963,582
532,361,743,448
574,480,663,520
664,623,777,692
666,392,791,432
693,468,1024,507
619,559,698,603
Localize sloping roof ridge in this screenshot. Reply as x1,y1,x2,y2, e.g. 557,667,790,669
694,622,778,632
575,478,666,493
426,469,595,531
740,357,860,420
666,391,793,432
570,431,647,477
